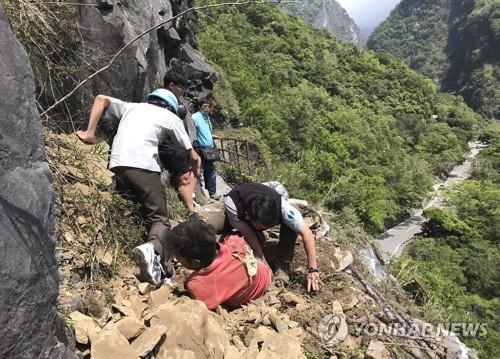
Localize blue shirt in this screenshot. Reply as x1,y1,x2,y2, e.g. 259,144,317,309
192,111,214,148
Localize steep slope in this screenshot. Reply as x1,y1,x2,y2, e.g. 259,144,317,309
368,0,500,119
198,4,483,232
282,0,365,48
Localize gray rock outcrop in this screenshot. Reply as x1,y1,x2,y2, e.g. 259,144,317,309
0,6,72,358
283,0,365,48
47,0,217,134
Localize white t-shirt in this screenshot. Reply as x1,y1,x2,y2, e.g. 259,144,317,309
106,98,192,172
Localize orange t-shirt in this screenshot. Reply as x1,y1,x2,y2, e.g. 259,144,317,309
185,235,271,310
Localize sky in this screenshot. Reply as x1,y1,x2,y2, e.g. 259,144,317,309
336,0,401,36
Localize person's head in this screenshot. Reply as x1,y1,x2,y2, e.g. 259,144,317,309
146,89,179,115
247,195,279,230
198,98,213,114
163,70,189,100
169,220,218,270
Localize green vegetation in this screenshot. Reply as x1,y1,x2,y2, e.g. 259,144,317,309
368,0,500,119
390,123,500,357
197,4,483,232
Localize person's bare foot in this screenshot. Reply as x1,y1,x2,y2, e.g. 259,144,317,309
75,130,96,144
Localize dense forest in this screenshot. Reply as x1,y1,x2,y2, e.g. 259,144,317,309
368,0,500,120
390,123,500,357
197,4,484,232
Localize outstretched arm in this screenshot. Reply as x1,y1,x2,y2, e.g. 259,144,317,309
76,95,111,144
298,225,320,291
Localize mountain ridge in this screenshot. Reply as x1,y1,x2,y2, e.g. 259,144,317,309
368,0,500,119
282,0,366,48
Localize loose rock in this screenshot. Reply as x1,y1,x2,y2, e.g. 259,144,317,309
148,286,171,308
131,325,167,357
365,340,391,359
281,291,305,306
91,329,137,359
69,311,101,345
137,283,154,295
116,316,145,340
331,248,353,272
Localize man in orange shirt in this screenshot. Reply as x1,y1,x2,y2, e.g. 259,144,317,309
168,220,271,310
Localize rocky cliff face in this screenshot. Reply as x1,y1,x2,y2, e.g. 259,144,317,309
283,0,365,48
368,0,500,119
0,5,73,358
13,0,217,133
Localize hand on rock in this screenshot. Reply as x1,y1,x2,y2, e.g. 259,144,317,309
307,272,320,292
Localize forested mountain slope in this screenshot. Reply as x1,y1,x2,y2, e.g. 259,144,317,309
391,123,500,358
282,0,365,47
197,4,484,232
368,0,500,120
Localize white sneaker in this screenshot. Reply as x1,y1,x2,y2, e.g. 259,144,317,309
133,243,162,287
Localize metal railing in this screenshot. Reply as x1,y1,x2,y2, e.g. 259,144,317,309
214,137,255,176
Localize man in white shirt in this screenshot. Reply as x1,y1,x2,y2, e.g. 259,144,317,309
76,72,200,285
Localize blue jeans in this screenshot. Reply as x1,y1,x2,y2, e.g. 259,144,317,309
201,159,217,194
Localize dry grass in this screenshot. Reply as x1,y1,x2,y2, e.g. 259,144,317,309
3,0,80,125
45,131,145,291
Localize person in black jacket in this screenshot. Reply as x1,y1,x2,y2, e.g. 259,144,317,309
223,183,320,291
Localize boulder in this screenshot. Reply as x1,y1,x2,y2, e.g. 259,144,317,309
69,311,102,345
116,316,145,340
138,282,155,295
245,327,303,358
43,0,218,135
148,285,172,308
269,313,288,334
147,299,230,357
91,329,138,359
177,43,218,98
131,325,167,357
244,327,276,346
330,248,353,272
0,5,73,358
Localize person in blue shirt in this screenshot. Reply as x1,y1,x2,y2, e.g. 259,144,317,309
192,98,219,199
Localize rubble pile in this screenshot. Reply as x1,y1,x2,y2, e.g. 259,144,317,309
49,134,477,358
70,275,305,359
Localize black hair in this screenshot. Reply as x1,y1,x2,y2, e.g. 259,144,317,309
247,195,279,227
168,220,217,268
198,98,212,107
163,70,189,88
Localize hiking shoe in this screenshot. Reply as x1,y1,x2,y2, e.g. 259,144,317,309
273,261,291,285
133,243,163,287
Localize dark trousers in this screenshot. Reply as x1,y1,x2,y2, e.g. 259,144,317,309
113,167,171,263
201,159,217,194
275,223,298,265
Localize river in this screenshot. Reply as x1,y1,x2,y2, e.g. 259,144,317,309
360,141,487,280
